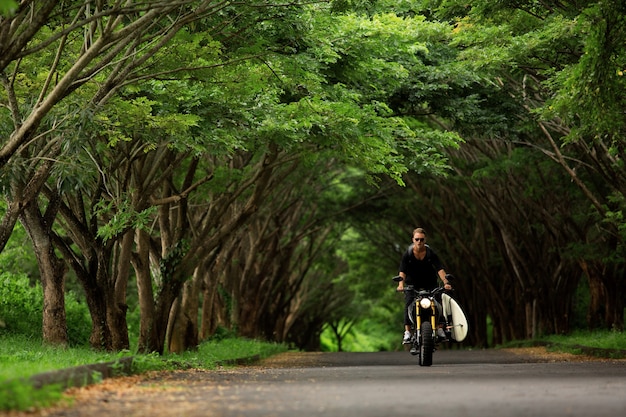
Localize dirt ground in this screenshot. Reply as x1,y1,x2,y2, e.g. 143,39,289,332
500,346,620,362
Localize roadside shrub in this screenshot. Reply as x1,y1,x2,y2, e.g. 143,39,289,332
0,379,64,412
0,272,41,337
0,272,91,345
65,290,92,346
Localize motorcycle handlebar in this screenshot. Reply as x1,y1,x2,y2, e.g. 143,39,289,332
392,275,454,292
395,285,449,295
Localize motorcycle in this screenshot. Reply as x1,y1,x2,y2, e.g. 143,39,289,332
393,275,452,366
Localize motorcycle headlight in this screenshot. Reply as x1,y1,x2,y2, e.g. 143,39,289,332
419,298,432,309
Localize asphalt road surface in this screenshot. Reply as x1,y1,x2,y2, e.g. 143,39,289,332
27,349,626,417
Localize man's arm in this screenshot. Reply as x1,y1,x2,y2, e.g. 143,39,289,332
396,271,406,291
438,269,452,289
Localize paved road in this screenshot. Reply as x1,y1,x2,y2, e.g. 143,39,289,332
33,350,626,417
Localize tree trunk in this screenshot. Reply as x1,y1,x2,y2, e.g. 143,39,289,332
200,268,224,339
153,284,182,354
133,229,159,353
20,203,69,347
581,260,606,330
109,231,132,350
148,243,190,354
68,252,113,351
525,301,533,339
169,267,202,353
85,276,113,351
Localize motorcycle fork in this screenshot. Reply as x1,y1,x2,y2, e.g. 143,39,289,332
415,303,421,340
415,304,437,336
415,304,421,331
414,303,437,338
430,304,436,330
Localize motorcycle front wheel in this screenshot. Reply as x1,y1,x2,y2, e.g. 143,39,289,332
419,321,434,366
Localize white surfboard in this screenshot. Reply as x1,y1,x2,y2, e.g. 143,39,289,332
442,293,469,342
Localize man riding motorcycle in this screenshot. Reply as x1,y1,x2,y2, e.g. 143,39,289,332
396,227,452,344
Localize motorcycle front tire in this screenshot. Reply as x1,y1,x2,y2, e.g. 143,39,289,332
419,321,434,366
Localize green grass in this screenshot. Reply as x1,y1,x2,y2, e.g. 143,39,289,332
165,337,289,369
498,329,626,357
0,332,289,412
541,329,626,350
0,334,132,381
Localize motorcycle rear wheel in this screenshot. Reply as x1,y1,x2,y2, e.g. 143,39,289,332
419,321,434,366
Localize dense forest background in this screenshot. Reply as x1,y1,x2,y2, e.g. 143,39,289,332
0,0,624,353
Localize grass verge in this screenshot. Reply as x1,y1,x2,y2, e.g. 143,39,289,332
498,329,626,359
0,333,289,412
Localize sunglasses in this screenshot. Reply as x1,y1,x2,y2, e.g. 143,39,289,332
413,238,425,242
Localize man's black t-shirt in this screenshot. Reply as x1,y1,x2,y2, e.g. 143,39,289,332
399,244,443,290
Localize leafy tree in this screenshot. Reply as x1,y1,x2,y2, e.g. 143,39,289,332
154,3,464,352
401,0,626,338
0,0,247,348
320,0,625,350
5,1,462,354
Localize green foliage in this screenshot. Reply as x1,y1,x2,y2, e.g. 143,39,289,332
240,4,463,182
549,2,626,141
321,304,400,352
0,220,38,281
318,224,408,351
65,294,92,347
94,197,158,242
0,378,64,412
345,316,400,352
0,272,40,335
0,0,16,15
447,0,626,150
94,95,202,148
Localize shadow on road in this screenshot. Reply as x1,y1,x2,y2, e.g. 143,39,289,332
255,349,538,368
